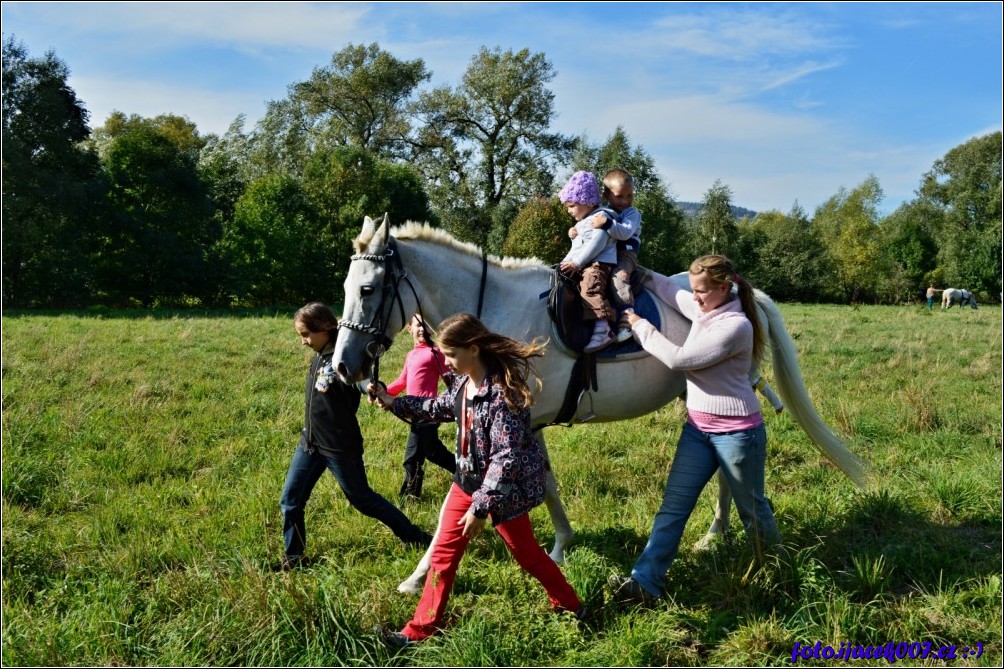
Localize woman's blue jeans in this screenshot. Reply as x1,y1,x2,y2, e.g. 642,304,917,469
631,421,781,597
279,441,428,557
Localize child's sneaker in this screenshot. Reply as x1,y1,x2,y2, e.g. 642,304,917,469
584,325,615,353
615,326,633,343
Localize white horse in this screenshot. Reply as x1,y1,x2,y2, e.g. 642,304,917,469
942,288,979,310
334,215,868,594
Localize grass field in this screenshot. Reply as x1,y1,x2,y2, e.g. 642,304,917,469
2,303,1001,666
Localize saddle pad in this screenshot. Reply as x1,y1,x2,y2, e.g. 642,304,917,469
595,289,662,359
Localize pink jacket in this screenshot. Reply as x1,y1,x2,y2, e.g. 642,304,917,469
632,273,760,417
386,342,447,398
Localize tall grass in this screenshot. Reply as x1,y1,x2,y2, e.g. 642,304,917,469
3,304,1001,666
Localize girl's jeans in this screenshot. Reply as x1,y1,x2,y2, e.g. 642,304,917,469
401,483,581,641
631,422,781,597
280,441,428,557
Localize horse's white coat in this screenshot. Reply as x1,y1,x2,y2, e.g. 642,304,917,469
335,217,868,594
942,288,978,310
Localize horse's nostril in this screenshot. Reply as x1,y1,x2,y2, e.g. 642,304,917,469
337,362,349,378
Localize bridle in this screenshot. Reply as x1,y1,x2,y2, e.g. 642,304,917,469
339,234,491,391
338,237,421,389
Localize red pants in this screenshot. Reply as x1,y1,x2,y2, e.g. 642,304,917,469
401,483,581,641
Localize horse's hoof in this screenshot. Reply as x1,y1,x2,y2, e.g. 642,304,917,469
397,578,423,595
693,533,722,552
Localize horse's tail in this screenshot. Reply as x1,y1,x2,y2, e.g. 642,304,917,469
755,290,871,488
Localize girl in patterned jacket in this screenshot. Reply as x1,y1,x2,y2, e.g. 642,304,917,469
369,312,584,645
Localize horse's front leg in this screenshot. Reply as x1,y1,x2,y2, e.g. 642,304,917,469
537,433,573,563
396,493,449,595
694,469,731,550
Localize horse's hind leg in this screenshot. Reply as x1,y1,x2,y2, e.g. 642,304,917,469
537,433,574,563
694,469,731,550
396,493,449,595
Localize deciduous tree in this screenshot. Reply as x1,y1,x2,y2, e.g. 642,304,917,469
693,180,739,261
409,47,573,250
812,175,884,302
2,36,104,307
918,131,1002,296
743,203,833,302
98,124,214,306
218,174,326,306
292,43,429,158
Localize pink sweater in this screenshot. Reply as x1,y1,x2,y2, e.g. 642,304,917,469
632,273,761,418
386,342,447,398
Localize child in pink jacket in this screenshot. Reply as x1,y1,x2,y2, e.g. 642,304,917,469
385,314,456,499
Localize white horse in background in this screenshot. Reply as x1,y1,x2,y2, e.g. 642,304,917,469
942,288,979,310
334,215,869,594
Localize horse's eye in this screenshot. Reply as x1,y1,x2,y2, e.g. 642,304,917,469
360,285,375,297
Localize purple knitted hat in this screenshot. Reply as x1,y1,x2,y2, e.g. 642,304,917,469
558,171,600,206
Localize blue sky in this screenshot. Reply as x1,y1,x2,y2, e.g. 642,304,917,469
4,1,1001,215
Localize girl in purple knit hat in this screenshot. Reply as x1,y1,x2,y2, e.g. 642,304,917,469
557,170,619,353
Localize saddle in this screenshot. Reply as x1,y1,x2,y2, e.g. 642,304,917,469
545,267,658,356
539,268,662,428
546,269,591,353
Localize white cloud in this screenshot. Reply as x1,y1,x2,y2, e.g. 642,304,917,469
761,60,842,92
7,2,372,52
651,9,843,60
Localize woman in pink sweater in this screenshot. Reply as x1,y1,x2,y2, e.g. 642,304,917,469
385,314,456,499
609,255,781,603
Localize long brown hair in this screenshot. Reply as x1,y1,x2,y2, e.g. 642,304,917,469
294,302,339,337
689,255,765,364
436,313,545,411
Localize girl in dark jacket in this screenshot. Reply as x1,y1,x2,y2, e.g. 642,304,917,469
279,303,430,570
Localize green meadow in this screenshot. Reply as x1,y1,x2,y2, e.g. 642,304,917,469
2,303,1001,666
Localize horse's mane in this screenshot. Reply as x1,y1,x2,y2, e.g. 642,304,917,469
357,220,546,271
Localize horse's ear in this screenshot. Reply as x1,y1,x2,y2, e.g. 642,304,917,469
360,215,376,242
371,213,389,250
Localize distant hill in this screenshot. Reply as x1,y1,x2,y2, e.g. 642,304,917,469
677,201,758,220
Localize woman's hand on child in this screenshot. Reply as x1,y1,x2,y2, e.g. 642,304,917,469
458,510,486,538
588,213,607,229
625,311,642,326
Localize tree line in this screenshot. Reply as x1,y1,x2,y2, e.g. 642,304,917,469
3,36,1001,309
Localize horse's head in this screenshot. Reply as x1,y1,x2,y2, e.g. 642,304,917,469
334,213,413,384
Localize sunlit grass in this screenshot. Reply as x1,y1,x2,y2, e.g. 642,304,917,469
2,303,1001,665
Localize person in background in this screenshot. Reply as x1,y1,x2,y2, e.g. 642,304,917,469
925,285,943,310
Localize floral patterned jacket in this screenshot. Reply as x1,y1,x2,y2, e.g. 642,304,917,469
391,371,546,525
